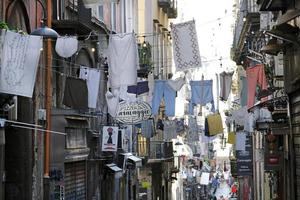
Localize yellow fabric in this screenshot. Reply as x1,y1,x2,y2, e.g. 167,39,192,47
141,181,151,189
207,113,223,135
227,132,236,144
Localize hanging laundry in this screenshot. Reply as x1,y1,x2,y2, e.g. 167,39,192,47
240,76,248,107
244,112,255,132
236,132,246,151
167,76,185,91
55,36,78,58
246,64,268,108
108,33,139,88
105,91,119,117
0,30,42,97
140,119,155,138
63,77,88,109
206,113,223,136
227,132,236,144
152,80,176,117
231,106,248,126
79,66,101,108
219,71,234,101
189,80,215,115
127,81,149,95
163,120,177,140
176,118,185,133
171,20,202,71
147,72,155,105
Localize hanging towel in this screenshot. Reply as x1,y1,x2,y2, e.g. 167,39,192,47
105,91,119,117
219,71,234,101
246,64,268,108
171,20,202,71
108,33,139,88
79,66,101,108
0,30,42,97
240,76,248,107
189,80,215,115
227,132,236,144
55,36,78,58
163,120,177,140
167,77,185,91
127,81,149,95
63,77,88,109
141,119,155,138
207,113,223,136
236,132,246,151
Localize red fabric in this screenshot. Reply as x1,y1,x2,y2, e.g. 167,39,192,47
231,185,237,193
246,64,268,108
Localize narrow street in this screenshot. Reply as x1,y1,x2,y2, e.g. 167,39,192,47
0,0,299,200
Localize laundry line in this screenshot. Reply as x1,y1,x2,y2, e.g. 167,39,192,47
0,119,66,135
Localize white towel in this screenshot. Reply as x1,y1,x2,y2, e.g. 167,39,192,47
0,30,42,97
167,77,185,91
79,66,101,108
55,36,78,58
108,33,139,88
171,20,202,71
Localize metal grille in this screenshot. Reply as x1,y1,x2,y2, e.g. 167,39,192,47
291,92,300,199
65,161,86,200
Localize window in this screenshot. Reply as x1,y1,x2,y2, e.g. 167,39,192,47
111,2,117,31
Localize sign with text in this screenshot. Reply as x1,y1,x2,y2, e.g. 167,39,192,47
236,132,253,176
115,101,151,124
102,126,118,152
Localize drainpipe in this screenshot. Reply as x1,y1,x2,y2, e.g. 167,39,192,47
44,0,53,198
287,98,295,200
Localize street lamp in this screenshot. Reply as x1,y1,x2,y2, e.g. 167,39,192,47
30,0,59,38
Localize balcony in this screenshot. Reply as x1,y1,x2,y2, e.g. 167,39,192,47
257,0,287,11
148,141,174,163
52,0,108,36
158,0,171,8
232,0,260,63
138,42,153,78
167,0,177,18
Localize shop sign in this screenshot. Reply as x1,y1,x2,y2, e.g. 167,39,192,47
115,101,151,124
102,126,118,152
236,133,253,176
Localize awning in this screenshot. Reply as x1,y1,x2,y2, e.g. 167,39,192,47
277,9,300,25
127,155,142,167
106,163,123,179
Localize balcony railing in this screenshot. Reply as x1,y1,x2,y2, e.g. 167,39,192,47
158,0,171,8
138,42,153,78
149,141,173,161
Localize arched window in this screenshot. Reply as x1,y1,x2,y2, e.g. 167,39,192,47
6,0,30,33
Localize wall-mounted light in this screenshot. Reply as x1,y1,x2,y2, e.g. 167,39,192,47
30,0,59,38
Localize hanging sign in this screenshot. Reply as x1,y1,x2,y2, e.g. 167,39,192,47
102,126,118,152
115,101,151,124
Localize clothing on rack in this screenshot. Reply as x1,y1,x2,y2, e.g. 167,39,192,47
189,80,215,115
152,80,176,117
171,20,202,71
79,66,101,108
108,33,139,88
55,36,78,58
63,77,88,109
219,71,233,101
0,30,43,97
246,64,267,108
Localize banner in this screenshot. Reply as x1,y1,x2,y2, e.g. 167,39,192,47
236,132,253,176
102,126,118,152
